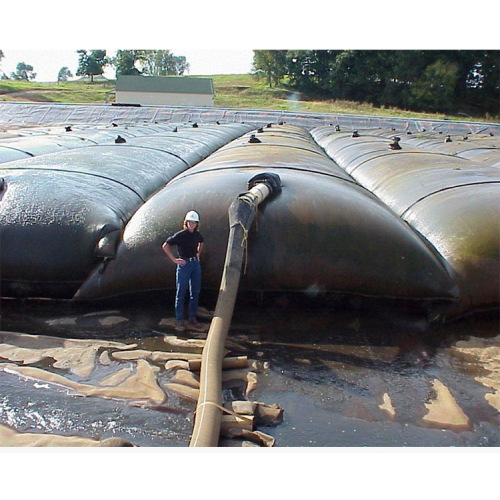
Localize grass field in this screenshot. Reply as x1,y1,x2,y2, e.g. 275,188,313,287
0,74,497,123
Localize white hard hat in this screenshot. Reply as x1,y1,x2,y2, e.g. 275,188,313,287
185,210,200,222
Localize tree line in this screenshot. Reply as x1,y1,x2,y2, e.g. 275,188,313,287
73,50,189,82
253,50,499,116
0,49,189,83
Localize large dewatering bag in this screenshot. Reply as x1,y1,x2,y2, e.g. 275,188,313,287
0,103,499,320
310,126,500,316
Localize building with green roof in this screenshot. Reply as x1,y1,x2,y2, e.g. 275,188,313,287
115,75,214,106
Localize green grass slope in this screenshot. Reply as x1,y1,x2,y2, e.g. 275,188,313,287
1,74,496,123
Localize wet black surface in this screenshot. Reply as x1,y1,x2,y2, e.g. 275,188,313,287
0,293,499,447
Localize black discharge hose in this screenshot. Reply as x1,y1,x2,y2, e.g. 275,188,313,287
189,173,281,447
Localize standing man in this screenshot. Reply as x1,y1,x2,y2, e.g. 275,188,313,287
162,211,204,331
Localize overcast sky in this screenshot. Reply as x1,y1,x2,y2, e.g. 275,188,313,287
1,3,496,82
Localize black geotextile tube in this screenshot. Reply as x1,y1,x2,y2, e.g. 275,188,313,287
0,123,255,299
189,174,280,447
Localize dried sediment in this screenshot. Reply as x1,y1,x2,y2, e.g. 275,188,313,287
451,338,500,413
0,331,135,377
378,393,396,419
0,424,133,447
0,359,167,407
0,329,283,447
112,349,202,362
422,378,472,431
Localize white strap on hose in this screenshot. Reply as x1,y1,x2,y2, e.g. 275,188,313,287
195,400,253,422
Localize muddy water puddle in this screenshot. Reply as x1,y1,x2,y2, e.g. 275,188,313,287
0,296,499,447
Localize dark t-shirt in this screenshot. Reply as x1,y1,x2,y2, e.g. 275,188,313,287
166,229,204,259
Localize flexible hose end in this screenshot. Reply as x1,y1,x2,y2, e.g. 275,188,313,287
247,172,282,197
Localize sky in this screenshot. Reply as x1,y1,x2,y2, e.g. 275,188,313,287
0,49,256,82
1,4,497,82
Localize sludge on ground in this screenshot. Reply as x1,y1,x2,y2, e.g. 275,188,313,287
0,292,498,447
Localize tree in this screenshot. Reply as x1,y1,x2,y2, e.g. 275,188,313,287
141,50,189,76
113,50,143,76
283,50,499,115
113,50,190,77
57,66,73,83
76,50,109,82
253,50,288,88
10,62,36,81
325,50,371,100
454,50,499,115
474,50,500,115
410,60,459,112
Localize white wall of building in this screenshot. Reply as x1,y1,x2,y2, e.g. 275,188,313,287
115,91,214,106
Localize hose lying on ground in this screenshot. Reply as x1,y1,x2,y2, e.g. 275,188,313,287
189,172,281,447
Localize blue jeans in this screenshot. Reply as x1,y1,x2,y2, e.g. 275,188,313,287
175,260,201,321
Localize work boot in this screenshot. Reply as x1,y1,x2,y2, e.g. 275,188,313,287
174,320,185,331
187,318,204,330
